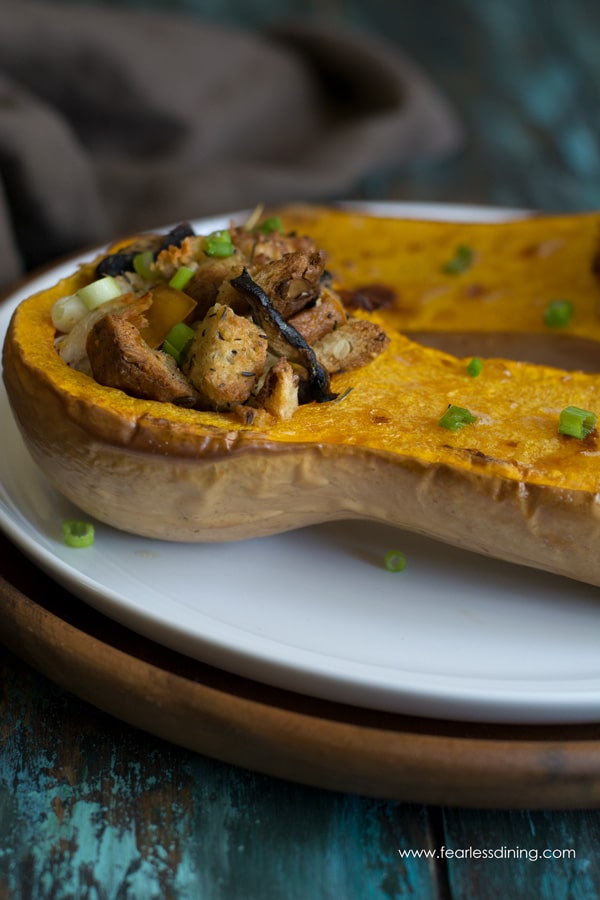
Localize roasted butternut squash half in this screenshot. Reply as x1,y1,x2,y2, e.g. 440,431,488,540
4,206,600,588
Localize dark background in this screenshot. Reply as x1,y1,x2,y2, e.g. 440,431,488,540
58,0,600,213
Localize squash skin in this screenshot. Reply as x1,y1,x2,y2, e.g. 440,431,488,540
4,210,600,587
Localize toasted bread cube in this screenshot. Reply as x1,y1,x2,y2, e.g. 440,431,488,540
254,358,299,421
313,319,390,374
185,303,268,409
288,287,347,344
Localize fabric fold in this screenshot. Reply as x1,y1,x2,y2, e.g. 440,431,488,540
0,0,462,288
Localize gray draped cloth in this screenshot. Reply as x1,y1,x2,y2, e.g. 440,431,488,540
0,0,462,290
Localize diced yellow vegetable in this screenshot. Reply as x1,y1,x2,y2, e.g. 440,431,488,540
139,284,197,349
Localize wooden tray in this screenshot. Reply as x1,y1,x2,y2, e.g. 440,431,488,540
1,531,600,809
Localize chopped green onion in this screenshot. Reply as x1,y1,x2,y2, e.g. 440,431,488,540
558,405,596,439
51,275,123,331
63,520,95,548
254,215,283,235
133,250,155,280
162,321,195,364
162,340,179,361
51,293,89,332
438,404,477,431
77,275,122,310
169,266,195,291
204,230,234,258
384,550,407,572
544,299,573,328
442,245,474,274
466,357,483,377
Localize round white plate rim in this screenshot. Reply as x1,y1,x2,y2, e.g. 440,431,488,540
1,201,600,726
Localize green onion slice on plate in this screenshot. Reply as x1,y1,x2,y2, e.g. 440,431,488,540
384,550,407,572
63,520,95,548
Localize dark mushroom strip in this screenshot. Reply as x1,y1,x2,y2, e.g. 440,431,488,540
156,222,196,253
96,223,197,278
96,246,152,278
230,268,337,403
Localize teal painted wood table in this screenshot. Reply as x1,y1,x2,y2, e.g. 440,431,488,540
3,0,600,897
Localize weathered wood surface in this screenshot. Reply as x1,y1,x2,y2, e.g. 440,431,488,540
2,646,600,899
3,0,600,896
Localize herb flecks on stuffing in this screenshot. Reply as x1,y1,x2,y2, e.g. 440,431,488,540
52,216,390,424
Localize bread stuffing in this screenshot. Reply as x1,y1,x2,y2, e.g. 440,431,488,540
50,212,389,426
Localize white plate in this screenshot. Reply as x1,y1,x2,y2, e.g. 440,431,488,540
2,203,600,726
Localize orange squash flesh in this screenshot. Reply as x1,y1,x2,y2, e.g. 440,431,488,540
278,205,600,340
4,207,600,586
